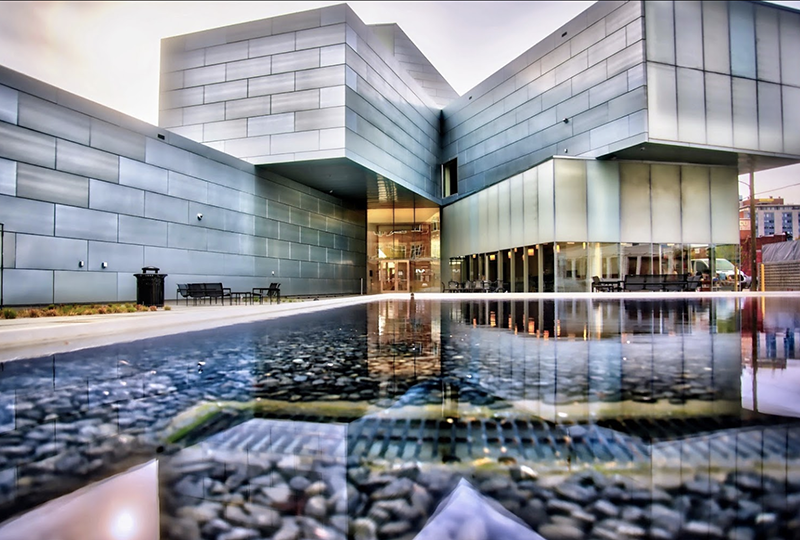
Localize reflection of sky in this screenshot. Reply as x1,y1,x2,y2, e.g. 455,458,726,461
742,360,800,419
0,460,159,540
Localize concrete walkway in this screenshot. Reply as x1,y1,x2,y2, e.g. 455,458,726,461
0,296,374,363
0,290,795,363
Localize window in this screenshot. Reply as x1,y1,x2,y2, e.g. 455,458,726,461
442,159,457,197
783,212,793,235
763,211,775,236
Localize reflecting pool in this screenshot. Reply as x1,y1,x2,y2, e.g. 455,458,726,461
0,297,799,540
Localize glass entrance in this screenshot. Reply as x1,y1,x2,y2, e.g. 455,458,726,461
380,261,410,292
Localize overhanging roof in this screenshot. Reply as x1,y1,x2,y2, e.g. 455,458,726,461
259,157,440,209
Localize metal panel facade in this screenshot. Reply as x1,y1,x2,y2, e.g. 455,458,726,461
647,0,800,160
442,2,646,198
159,4,445,202
1,67,365,304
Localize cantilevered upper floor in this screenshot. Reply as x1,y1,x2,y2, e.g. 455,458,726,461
159,3,453,206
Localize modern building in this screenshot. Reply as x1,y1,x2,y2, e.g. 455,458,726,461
740,197,800,239
2,0,800,304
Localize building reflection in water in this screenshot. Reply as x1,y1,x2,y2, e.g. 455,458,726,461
367,297,744,423
741,297,800,419
367,298,442,390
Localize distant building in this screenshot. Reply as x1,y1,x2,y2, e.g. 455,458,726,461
740,197,800,240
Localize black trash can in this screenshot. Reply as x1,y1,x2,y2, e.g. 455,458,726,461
134,266,168,307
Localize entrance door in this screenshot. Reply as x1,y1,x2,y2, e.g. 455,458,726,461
380,260,410,292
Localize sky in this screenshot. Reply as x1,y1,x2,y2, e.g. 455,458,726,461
1,1,800,202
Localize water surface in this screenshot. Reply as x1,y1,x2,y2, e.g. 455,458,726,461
0,297,798,540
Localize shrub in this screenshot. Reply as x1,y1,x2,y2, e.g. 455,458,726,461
149,306,157,311
164,305,172,311
1,308,16,319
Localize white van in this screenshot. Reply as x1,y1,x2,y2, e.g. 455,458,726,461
690,258,750,286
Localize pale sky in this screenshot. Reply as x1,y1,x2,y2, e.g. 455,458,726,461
1,1,800,202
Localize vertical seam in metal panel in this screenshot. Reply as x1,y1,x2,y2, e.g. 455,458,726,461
699,2,708,147
776,7,785,154
725,1,735,156
671,0,679,142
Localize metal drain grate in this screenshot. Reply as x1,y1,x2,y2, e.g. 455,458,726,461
345,416,800,467
185,413,800,470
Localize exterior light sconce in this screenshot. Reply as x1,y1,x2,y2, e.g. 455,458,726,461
101,262,108,269
563,118,569,124
78,260,85,268
507,251,511,258
527,248,534,256
489,254,496,261
271,271,275,275
197,213,203,221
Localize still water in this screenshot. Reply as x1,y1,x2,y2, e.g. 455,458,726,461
0,297,798,540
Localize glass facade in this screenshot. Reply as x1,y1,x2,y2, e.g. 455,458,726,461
367,205,441,294
442,158,743,293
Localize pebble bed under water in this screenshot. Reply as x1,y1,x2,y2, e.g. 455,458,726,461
0,297,798,539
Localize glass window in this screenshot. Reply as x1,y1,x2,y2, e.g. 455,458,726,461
442,159,457,197
764,211,775,236
367,206,441,293
556,242,588,292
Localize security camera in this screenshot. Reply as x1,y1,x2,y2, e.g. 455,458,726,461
197,213,203,220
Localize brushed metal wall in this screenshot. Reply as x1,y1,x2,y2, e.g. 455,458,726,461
0,66,366,306
159,4,450,202
645,0,800,157
441,1,646,199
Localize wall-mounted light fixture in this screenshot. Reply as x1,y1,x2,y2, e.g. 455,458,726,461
197,213,203,221
271,270,275,275
78,260,85,268
563,118,569,124
101,262,108,269
527,248,534,256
